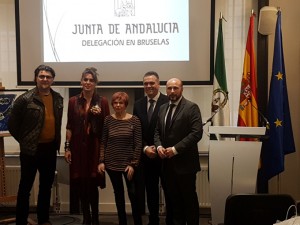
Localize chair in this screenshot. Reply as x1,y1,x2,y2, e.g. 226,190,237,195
223,194,296,225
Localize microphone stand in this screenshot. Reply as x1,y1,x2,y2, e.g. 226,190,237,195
202,108,220,126
247,99,270,130
202,109,221,141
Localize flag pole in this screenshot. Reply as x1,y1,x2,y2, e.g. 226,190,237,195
276,174,281,193
211,12,230,128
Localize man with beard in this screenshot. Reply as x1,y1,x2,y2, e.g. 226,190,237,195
154,78,203,225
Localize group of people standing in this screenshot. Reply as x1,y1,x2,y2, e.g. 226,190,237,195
8,65,203,225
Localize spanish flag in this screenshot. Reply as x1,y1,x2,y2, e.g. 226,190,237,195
237,14,258,128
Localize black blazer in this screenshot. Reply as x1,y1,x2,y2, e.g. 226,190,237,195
154,97,203,174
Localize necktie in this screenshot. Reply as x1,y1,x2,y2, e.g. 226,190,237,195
165,104,175,130
148,99,155,122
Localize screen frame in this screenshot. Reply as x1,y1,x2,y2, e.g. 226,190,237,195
14,0,215,87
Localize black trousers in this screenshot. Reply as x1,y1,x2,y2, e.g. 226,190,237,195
107,169,142,225
164,171,199,225
16,142,57,225
143,158,173,225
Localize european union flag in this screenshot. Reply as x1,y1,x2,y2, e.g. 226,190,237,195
261,11,295,181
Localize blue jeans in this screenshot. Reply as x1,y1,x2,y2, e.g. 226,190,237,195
16,142,57,225
106,168,142,225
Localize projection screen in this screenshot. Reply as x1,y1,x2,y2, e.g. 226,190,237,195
15,0,215,87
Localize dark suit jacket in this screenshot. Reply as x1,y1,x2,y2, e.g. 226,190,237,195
154,97,203,174
133,93,169,147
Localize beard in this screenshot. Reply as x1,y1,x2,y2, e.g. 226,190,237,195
168,94,180,102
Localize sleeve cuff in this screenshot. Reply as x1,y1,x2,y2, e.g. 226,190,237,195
143,146,148,153
172,146,178,155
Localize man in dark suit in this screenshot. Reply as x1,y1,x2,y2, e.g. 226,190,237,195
154,78,203,225
133,71,172,225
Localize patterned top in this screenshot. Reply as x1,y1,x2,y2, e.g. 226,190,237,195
100,115,142,171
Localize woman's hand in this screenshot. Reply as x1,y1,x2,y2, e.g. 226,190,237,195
64,151,72,164
125,165,134,181
98,163,105,174
91,104,101,115
145,145,157,159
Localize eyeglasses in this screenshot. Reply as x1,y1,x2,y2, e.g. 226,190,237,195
38,75,53,80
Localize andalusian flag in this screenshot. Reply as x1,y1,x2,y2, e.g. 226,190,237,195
238,14,258,127
211,17,230,127
261,11,295,180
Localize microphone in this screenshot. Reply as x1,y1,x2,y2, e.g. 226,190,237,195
246,99,270,129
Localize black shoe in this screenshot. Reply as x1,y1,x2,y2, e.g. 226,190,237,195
92,219,100,225
82,217,92,225
39,222,52,225
82,220,91,225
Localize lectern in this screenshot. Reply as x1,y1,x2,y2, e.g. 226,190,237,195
208,126,266,225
